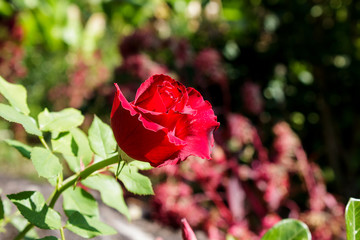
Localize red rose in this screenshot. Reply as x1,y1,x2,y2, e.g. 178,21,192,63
110,74,219,167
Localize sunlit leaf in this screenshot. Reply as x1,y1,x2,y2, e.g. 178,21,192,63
38,108,84,133
51,129,93,172
88,115,117,159
63,187,99,218
0,103,41,136
65,211,116,238
70,128,92,166
4,139,33,159
82,174,130,219
31,147,62,181
51,132,73,155
346,198,360,240
129,159,153,171
51,132,79,172
261,219,311,240
117,164,154,195
0,76,30,115
7,191,62,230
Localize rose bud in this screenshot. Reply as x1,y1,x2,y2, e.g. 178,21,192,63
181,218,198,240
110,74,219,167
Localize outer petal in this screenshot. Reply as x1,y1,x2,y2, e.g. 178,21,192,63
111,83,185,167
135,106,182,133
174,87,220,160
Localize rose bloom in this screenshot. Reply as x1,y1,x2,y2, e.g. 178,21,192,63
111,74,219,167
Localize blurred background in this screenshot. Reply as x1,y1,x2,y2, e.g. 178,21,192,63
1,0,359,239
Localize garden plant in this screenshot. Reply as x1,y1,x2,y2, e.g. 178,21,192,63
2,0,360,239
0,74,359,240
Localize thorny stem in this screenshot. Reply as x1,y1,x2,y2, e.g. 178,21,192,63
14,154,119,240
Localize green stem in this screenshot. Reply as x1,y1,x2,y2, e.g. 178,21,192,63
14,154,119,240
14,224,33,240
39,136,50,150
49,154,118,208
60,227,65,240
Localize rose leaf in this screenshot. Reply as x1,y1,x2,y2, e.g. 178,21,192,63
0,103,41,136
30,147,63,184
346,198,360,240
38,108,84,133
81,174,130,220
7,191,62,230
88,115,117,159
118,164,154,196
0,75,30,115
261,219,311,240
65,211,116,238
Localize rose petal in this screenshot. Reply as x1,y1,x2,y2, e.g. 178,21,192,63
135,106,182,132
134,75,168,112
111,83,185,166
134,74,188,112
136,87,220,166
175,87,220,160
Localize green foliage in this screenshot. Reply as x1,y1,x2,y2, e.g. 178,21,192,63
38,108,84,133
345,198,360,240
0,76,30,115
261,219,311,240
10,214,39,239
88,115,117,159
82,174,130,220
1,2,353,238
117,164,154,195
0,76,147,238
7,191,62,230
37,237,59,240
51,132,73,155
0,197,10,231
69,128,93,166
0,104,41,136
51,128,93,172
30,147,62,182
129,159,153,171
65,211,116,238
63,187,99,218
63,187,116,237
0,0,13,16
1,195,39,238
4,139,33,159
0,195,3,221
